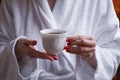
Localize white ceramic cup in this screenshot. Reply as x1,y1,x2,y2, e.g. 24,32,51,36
40,29,67,55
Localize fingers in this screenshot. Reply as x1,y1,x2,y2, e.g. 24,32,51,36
25,40,37,46
65,35,96,58
66,35,96,47
20,38,37,46
39,52,58,61
67,35,94,42
29,51,58,61
69,39,96,47
64,46,95,58
26,46,58,61
64,46,95,54
18,38,58,61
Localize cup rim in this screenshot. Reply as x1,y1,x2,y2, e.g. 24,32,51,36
40,29,67,38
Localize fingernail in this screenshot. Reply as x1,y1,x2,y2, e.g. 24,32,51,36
53,57,58,60
49,58,54,61
66,39,71,42
64,46,67,49
67,42,70,45
32,41,37,45
64,46,70,52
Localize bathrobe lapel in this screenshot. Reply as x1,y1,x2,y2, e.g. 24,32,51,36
35,0,57,29
35,0,75,29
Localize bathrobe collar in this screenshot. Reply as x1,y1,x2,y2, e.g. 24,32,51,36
35,0,74,29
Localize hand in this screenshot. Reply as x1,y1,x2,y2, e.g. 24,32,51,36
64,35,96,59
15,38,58,61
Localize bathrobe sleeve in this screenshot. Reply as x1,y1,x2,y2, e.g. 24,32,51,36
0,1,36,79
93,0,120,79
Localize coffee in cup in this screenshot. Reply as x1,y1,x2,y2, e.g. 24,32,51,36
40,29,67,55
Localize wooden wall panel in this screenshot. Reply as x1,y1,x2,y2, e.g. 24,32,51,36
113,0,120,80
113,0,120,20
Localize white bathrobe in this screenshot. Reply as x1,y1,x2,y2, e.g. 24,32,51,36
0,0,120,80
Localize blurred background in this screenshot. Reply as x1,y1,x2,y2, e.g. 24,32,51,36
113,0,120,80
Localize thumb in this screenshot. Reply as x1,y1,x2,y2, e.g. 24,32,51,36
24,39,37,46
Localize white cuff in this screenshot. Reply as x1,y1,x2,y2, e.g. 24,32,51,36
11,36,37,79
